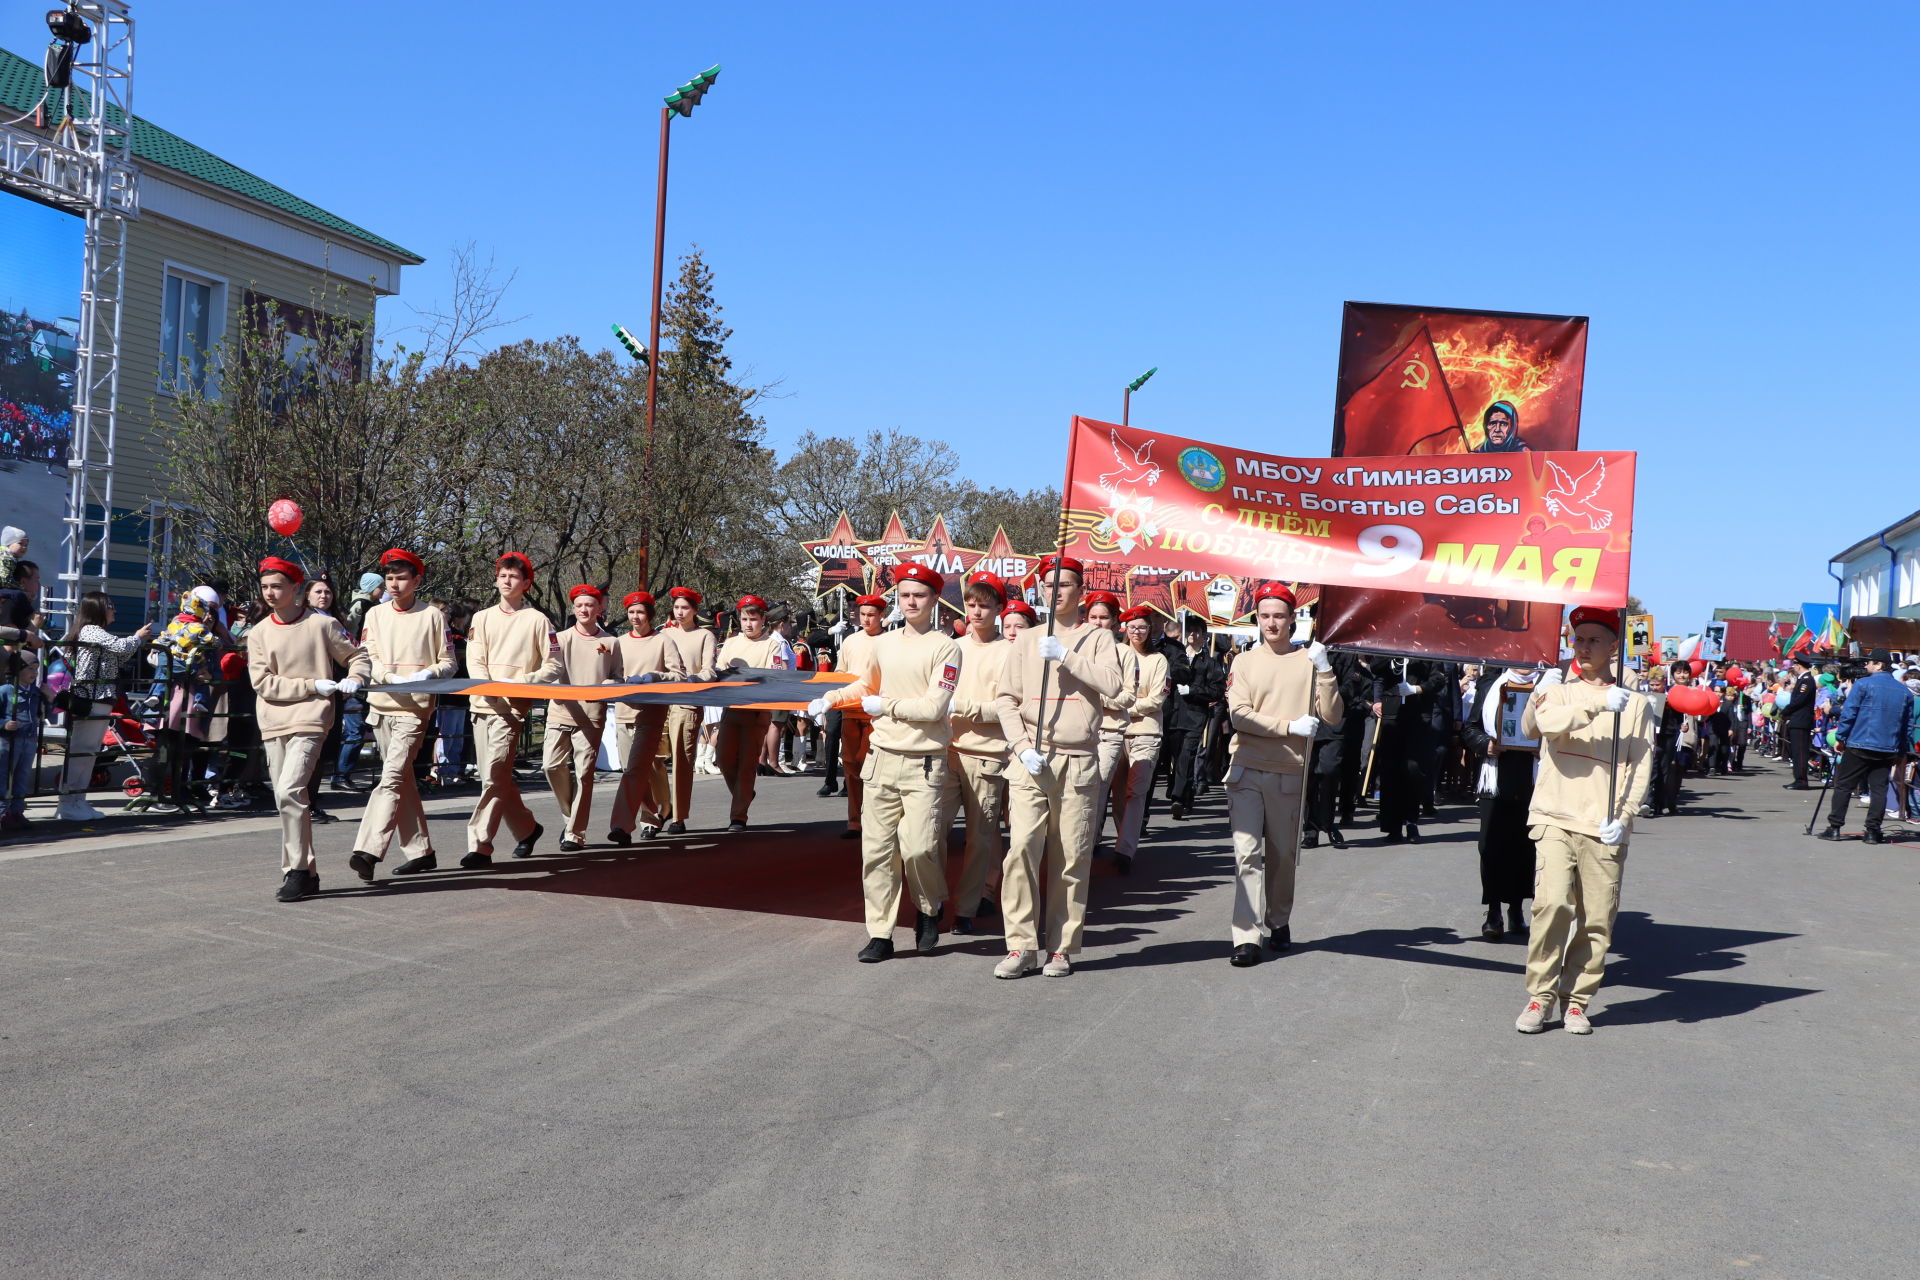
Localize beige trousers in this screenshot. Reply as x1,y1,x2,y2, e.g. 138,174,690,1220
1115,734,1160,861
665,705,699,822
609,707,671,834
352,713,431,861
264,732,324,874
1226,762,1303,945
939,748,1006,917
717,708,772,822
860,746,949,938
1002,751,1100,955
841,715,872,828
543,717,603,842
467,712,536,855
1095,727,1124,838
1525,825,1627,1007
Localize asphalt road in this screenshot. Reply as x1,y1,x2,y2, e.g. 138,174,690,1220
1,757,1913,1280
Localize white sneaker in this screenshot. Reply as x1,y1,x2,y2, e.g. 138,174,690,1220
1514,994,1561,1033
994,949,1041,979
1042,952,1073,978
57,795,106,822
1564,1004,1593,1034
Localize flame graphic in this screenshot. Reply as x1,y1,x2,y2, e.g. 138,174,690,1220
1430,320,1572,449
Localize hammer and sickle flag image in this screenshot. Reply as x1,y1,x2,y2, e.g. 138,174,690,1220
1333,324,1466,457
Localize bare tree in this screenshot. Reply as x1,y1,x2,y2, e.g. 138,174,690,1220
406,242,530,369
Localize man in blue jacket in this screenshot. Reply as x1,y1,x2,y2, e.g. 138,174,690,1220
1817,649,1914,844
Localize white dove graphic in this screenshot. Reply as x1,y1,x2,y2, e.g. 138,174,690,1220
1543,458,1611,529
1100,429,1161,492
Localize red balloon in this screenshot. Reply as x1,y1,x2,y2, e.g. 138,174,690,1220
1666,685,1720,716
1688,658,1707,677
267,498,303,537
1725,666,1752,688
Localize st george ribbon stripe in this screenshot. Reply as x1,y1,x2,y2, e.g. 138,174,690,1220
391,667,857,711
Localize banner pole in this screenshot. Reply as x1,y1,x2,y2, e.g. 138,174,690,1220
1607,607,1626,820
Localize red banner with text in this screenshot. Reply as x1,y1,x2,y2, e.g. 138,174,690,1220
1061,416,1633,611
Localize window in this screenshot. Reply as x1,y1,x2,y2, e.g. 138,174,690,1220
1898,548,1920,609
159,266,227,396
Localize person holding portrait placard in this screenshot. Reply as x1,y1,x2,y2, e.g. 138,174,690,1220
1461,664,1540,940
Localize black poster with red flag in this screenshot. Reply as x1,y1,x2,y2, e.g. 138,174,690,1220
1320,301,1589,663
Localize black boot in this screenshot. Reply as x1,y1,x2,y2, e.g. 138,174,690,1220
857,936,894,963
915,910,941,953
1326,827,1348,849
1863,828,1887,845
1507,903,1527,935
1815,825,1847,841
1482,905,1503,940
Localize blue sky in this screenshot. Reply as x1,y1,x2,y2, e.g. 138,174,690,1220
15,1,1915,634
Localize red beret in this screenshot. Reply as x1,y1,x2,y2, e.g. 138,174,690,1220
569,584,605,602
623,591,655,609
1568,606,1622,635
1118,605,1152,624
379,548,424,576
737,594,768,611
1035,554,1084,580
965,570,1006,600
855,594,886,609
258,556,304,585
496,552,534,576
1000,601,1038,623
894,563,945,594
1254,582,1297,608
668,586,702,606
1083,590,1121,612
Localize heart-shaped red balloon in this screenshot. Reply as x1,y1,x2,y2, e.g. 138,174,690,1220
1665,685,1720,717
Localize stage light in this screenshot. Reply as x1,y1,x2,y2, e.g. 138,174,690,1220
612,322,649,366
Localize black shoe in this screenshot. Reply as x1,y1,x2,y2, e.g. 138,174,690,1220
1507,903,1527,935
1864,829,1887,845
952,915,975,935
1170,802,1186,820
511,823,544,858
839,827,860,840
666,821,687,835
311,808,339,824
558,838,584,853
1815,826,1846,841
276,871,309,903
459,851,493,869
392,853,438,875
1302,831,1319,849
640,825,660,841
606,829,631,846
1115,853,1133,875
857,936,894,963
1783,783,1809,790
1267,926,1292,952
915,911,940,953
1326,828,1348,850
727,819,748,833
348,851,377,883
1482,907,1503,940
1405,825,1421,844
815,784,835,798
1230,943,1261,968
1421,805,1438,819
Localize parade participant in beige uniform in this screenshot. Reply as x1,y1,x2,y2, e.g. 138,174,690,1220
461,553,562,868
246,556,370,903
546,585,622,851
349,549,456,883
1225,583,1341,968
1083,590,1134,843
835,593,886,840
1113,605,1169,875
993,555,1123,978
660,586,717,834
608,591,680,844
715,594,783,831
1514,607,1655,1035
808,564,960,962
942,571,1011,933
999,600,1036,640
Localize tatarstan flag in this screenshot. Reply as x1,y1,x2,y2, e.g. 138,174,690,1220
1336,325,1466,457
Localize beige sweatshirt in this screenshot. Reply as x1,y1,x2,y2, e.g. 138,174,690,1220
613,629,682,724
839,628,881,681
1522,678,1656,837
363,599,456,719
949,630,1010,759
1227,645,1343,774
826,623,961,755
718,631,782,675
661,624,718,682
549,623,622,729
1099,643,1140,733
468,602,563,718
1123,649,1171,738
995,619,1124,758
246,609,371,740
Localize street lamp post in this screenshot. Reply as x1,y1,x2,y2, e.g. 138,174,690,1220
1122,365,1157,426
639,63,720,591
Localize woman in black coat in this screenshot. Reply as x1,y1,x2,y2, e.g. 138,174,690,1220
1460,666,1536,939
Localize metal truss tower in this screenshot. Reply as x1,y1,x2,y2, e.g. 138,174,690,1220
0,2,137,619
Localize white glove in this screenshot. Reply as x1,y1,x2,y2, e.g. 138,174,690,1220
388,670,431,684
1306,641,1332,672
1603,685,1631,713
1038,634,1067,662
805,696,832,718
313,678,339,695
1396,681,1417,697
1598,818,1625,846
336,677,363,696
829,619,851,637
1019,749,1046,775
1288,714,1320,737
1177,684,1191,696
860,695,885,716
1536,667,1565,688
884,606,902,626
